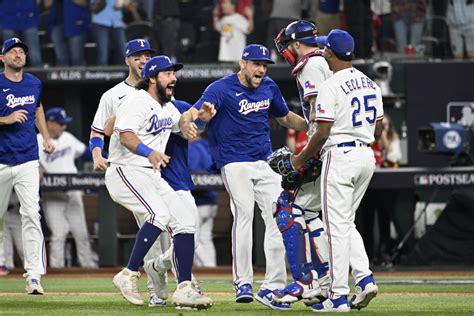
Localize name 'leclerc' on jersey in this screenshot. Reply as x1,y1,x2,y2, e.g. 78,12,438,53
339,76,376,95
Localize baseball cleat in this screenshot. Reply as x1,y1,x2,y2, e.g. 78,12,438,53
25,275,44,295
112,268,144,305
350,274,378,310
311,296,350,313
256,288,291,310
273,281,324,305
148,295,166,307
172,280,213,310
143,259,168,300
235,283,253,303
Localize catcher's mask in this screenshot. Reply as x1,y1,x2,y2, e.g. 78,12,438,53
274,20,319,66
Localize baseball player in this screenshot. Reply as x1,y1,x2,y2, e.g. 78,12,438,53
271,20,334,305
38,107,97,268
106,55,214,309
0,38,55,294
289,29,382,312
193,44,308,310
90,38,169,307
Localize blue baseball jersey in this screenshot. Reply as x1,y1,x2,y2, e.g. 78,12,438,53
188,138,217,206
160,100,194,191
0,72,42,165
194,73,289,169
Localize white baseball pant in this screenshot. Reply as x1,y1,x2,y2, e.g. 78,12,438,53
0,160,46,277
194,204,218,267
221,160,287,291
320,147,374,298
42,191,97,268
4,210,24,269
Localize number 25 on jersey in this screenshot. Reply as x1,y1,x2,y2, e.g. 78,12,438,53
351,94,376,127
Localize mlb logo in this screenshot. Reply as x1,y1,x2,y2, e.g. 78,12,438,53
415,175,429,185
317,104,325,114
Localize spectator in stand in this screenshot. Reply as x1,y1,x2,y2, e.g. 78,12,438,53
214,0,249,63
0,0,42,67
214,0,254,33
189,136,218,268
357,114,401,266
44,0,90,66
446,0,474,59
265,0,302,62
316,0,340,36
391,0,427,55
152,0,181,63
91,0,127,65
343,0,373,59
371,0,396,54
0,190,24,275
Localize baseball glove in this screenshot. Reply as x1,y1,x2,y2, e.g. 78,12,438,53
267,147,322,191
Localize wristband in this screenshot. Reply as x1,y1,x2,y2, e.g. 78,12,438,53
136,143,153,157
89,137,104,152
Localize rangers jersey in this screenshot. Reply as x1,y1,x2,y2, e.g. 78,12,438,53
37,131,86,173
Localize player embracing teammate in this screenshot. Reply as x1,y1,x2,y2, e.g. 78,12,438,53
269,22,383,312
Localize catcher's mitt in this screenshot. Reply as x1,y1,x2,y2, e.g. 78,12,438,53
267,147,322,191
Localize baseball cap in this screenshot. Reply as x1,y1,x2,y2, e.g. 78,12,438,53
141,55,183,79
241,44,275,64
316,29,354,59
1,37,28,55
125,38,156,58
46,107,72,125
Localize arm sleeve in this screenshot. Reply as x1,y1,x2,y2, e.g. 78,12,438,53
194,81,223,111
91,91,113,133
269,81,290,118
298,59,328,100
314,83,336,122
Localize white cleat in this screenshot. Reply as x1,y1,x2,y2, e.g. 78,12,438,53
25,275,44,295
144,259,168,300
172,280,213,310
112,268,144,305
148,295,166,307
350,274,378,310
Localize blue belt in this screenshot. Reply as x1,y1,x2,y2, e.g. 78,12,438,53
337,141,369,148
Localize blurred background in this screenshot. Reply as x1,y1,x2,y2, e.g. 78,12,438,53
1,0,473,273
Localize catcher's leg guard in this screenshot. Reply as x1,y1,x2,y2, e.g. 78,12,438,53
273,191,317,304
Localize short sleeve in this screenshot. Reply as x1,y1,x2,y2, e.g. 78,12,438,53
314,83,336,122
91,91,114,133
268,81,289,118
298,59,329,100
375,84,384,121
194,81,223,111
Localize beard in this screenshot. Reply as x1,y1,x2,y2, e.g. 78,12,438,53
156,81,174,103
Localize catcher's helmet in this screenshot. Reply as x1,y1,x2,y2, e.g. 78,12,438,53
274,20,318,66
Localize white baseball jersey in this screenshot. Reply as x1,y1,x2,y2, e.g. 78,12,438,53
91,81,136,134
315,67,384,149
37,132,86,173
108,89,181,167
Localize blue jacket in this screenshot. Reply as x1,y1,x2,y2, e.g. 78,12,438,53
0,0,39,31
48,0,91,38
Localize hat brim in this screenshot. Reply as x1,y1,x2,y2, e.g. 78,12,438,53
244,58,275,64
315,36,328,47
51,117,72,124
3,42,29,55
126,47,157,58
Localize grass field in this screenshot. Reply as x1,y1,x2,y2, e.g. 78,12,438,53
1,270,474,315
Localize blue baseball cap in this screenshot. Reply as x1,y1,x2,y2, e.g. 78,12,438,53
1,37,28,55
125,38,156,58
316,29,354,59
241,44,275,64
141,55,184,78
46,107,72,125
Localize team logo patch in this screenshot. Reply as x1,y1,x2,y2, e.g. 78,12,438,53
317,104,325,114
305,81,315,89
